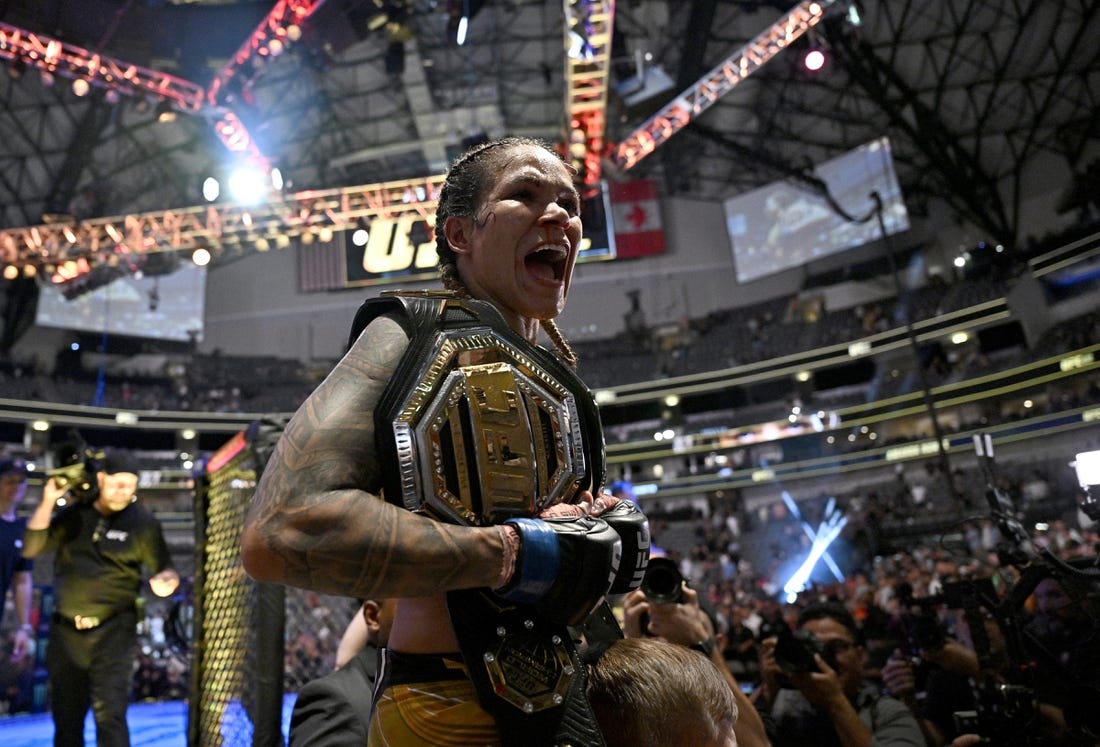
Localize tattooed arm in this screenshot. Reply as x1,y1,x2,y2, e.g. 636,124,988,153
240,314,505,599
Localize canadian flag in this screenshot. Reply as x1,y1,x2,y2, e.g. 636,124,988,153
608,179,666,259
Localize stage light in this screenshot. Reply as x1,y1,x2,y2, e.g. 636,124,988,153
227,166,268,206
202,177,221,202
155,100,177,123
803,48,826,71
72,78,90,96
456,16,468,45
270,167,284,191
351,228,369,247
2,265,17,280
780,493,847,601
23,265,36,278
1071,451,1100,523
191,248,212,267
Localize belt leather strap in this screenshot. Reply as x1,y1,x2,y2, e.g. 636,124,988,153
447,588,607,747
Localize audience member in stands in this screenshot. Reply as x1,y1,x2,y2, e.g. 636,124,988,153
242,136,649,746
23,448,179,747
0,457,34,658
289,598,396,746
759,601,924,747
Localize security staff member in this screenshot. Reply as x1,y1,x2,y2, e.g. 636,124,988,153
23,448,179,747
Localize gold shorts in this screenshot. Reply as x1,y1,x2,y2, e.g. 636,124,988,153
368,651,498,747
368,679,498,746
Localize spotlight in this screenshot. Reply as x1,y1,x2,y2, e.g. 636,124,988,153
155,100,177,123
202,177,221,202
803,48,826,71
1075,450,1100,521
191,248,212,267
72,78,90,97
227,166,269,206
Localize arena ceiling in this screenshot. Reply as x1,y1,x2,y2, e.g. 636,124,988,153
0,0,1098,260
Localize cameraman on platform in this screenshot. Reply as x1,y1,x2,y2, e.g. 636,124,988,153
759,601,924,747
23,448,179,747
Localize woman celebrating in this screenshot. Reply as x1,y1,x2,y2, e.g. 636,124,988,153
243,137,648,746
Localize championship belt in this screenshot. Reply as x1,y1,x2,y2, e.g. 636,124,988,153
351,291,610,746
360,290,605,524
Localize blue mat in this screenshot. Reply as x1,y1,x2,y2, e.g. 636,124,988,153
0,696,297,746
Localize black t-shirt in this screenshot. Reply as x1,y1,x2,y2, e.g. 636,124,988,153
24,501,173,620
0,516,33,626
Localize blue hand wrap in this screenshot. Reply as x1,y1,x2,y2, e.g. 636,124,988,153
500,518,560,605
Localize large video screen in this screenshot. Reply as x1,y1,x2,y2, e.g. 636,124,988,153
36,264,207,342
724,137,910,283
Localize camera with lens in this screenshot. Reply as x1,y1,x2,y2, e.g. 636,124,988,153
639,556,684,605
773,628,835,674
46,434,100,505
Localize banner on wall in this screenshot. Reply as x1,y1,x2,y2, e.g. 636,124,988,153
608,179,666,259
298,182,619,292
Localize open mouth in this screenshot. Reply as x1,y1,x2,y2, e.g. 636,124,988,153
525,244,569,282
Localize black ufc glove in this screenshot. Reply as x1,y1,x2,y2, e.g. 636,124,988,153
495,515,621,626
600,500,650,595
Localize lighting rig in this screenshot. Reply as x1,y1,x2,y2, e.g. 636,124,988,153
0,0,843,283
610,0,837,170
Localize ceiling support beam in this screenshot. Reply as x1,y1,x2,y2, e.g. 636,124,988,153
610,0,836,171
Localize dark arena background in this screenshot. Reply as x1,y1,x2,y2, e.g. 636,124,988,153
2,0,1100,745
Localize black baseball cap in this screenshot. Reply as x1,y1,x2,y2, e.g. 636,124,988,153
101,449,140,476
0,457,29,477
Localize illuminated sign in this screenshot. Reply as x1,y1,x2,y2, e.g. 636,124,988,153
339,183,616,288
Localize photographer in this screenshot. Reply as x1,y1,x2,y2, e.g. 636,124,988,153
759,601,924,747
621,556,771,747
880,584,981,746
881,640,979,746
23,448,179,747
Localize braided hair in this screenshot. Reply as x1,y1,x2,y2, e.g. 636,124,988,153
434,137,578,368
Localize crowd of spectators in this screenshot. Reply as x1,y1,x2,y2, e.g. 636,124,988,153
645,480,1099,745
